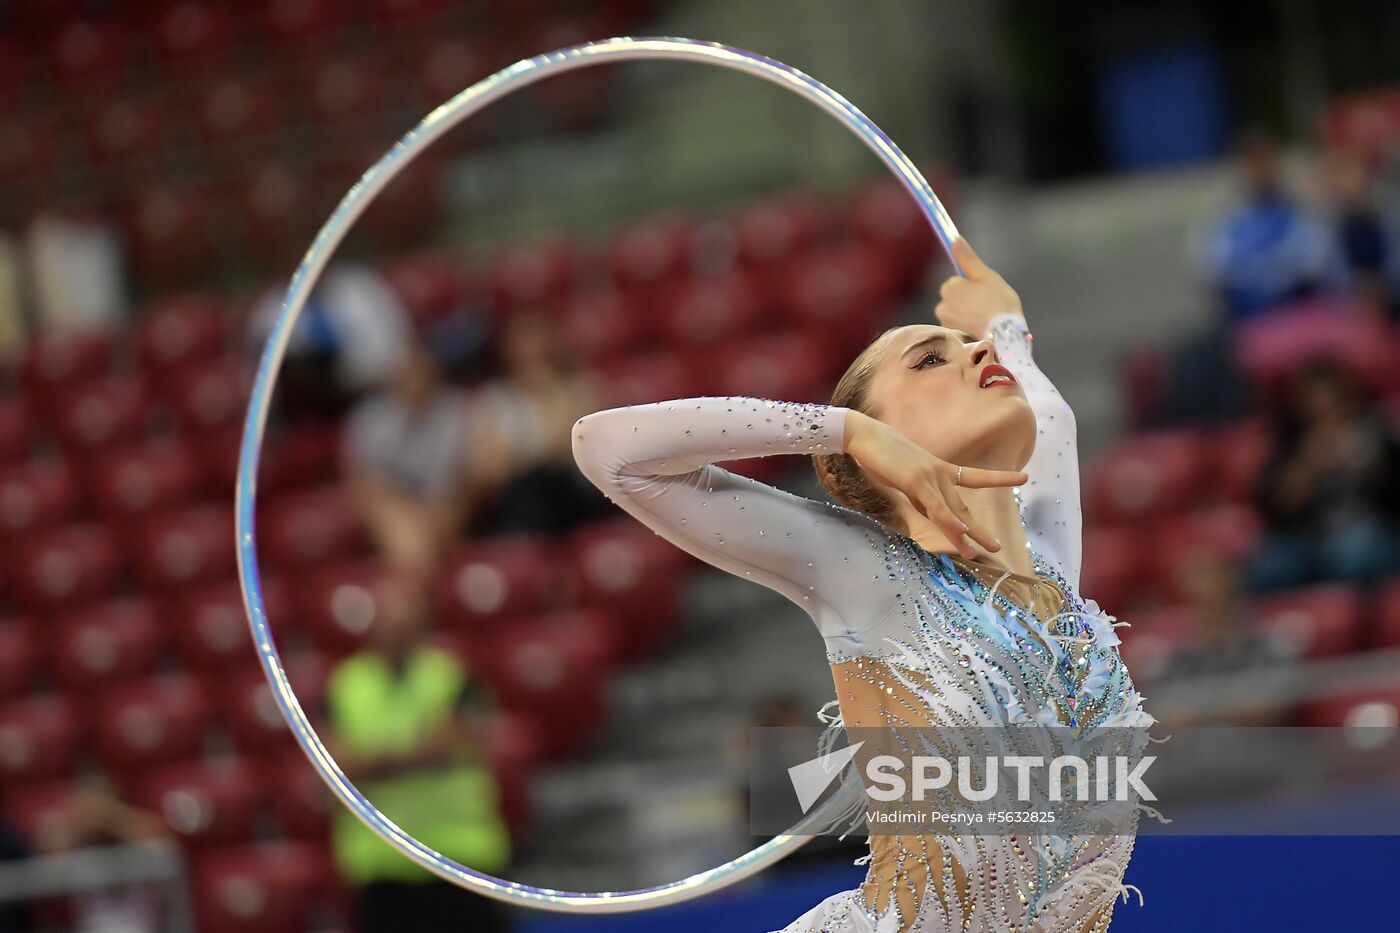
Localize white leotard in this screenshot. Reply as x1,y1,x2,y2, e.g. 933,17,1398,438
572,314,1152,932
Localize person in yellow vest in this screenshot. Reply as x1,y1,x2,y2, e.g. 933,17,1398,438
326,572,513,932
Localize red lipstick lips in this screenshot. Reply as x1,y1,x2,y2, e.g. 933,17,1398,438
978,364,1017,389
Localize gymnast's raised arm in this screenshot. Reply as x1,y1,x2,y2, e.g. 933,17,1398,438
933,238,1083,589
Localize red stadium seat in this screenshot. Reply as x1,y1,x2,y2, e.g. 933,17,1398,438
379,252,477,327
1152,504,1262,601
0,620,40,698
303,55,388,132
85,95,173,172
0,696,80,787
1087,431,1207,524
660,272,769,348
0,396,32,464
559,287,647,363
163,355,249,434
593,349,705,408
370,0,449,33
261,486,366,570
135,505,237,591
2,780,77,847
0,115,60,197
1300,686,1400,729
134,757,269,848
88,438,203,519
1235,297,1391,400
479,612,612,758
479,710,546,834
170,577,291,672
850,179,940,284
22,329,113,392
0,38,25,110
10,522,123,611
293,560,397,655
491,241,577,313
568,519,685,660
223,654,328,754
199,420,342,496
124,183,218,288
735,195,831,269
192,840,332,933
1078,525,1147,615
318,148,446,250
1253,585,1362,658
0,458,82,538
438,538,563,630
1210,419,1270,504
525,18,616,129
95,675,211,777
259,0,345,50
49,374,152,451
154,2,241,74
1380,579,1400,649
236,162,316,264
712,330,839,403
771,242,901,344
609,217,691,293
137,293,231,375
198,76,286,150
412,37,490,125
50,598,165,691
48,19,130,89
270,748,332,839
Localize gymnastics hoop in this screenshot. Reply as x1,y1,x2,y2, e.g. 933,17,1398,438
237,36,964,914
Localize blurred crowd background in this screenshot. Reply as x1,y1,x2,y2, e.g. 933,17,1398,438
1,0,1399,931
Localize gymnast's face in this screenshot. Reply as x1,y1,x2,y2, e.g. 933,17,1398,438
864,324,1036,471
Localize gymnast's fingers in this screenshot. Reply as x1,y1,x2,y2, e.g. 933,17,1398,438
913,486,977,559
952,236,990,279
935,471,1001,553
954,466,1028,489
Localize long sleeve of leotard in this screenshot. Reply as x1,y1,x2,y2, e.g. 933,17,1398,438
987,312,1083,590
571,398,905,645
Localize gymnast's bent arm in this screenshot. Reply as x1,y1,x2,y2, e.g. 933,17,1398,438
571,398,906,642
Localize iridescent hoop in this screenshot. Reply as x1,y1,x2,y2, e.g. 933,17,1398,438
237,36,962,913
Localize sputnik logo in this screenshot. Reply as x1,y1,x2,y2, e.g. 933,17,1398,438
788,741,864,813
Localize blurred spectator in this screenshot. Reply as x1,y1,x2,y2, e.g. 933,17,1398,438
326,573,512,933
25,211,126,332
1248,357,1400,592
344,341,474,577
469,310,611,536
1200,129,1346,324
34,772,170,933
249,263,413,420
1324,147,1399,321
1154,551,1297,726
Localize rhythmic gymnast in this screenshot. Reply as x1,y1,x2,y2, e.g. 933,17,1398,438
572,237,1155,932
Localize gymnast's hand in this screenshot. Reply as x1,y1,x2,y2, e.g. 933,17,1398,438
934,237,1024,338
843,410,1027,559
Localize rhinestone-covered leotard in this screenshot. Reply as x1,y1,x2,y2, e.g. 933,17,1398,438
572,315,1153,932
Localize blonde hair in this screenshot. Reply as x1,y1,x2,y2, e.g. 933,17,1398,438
813,327,901,524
